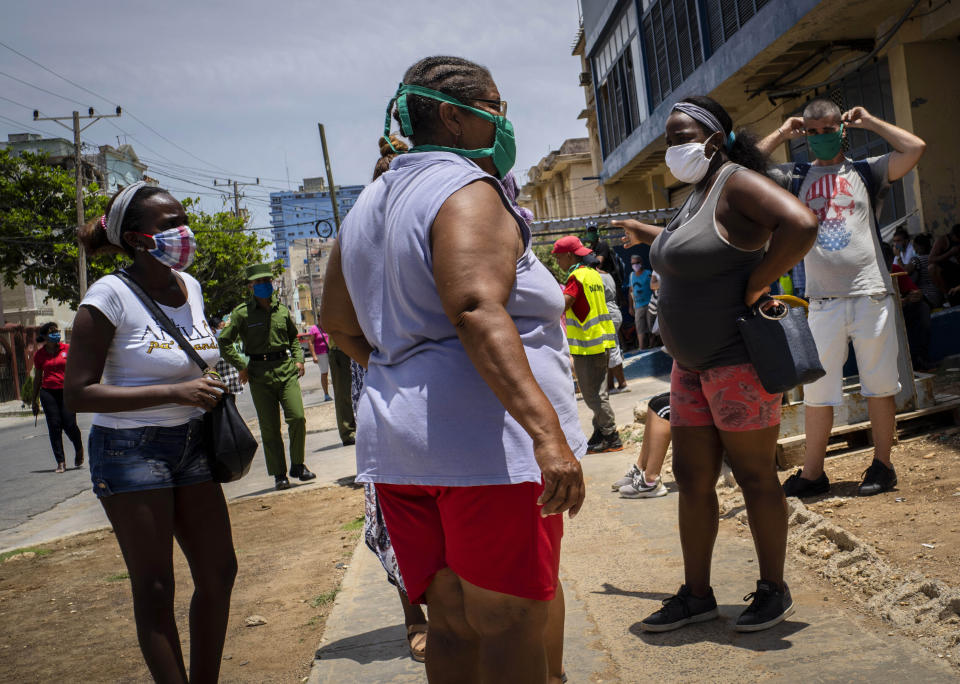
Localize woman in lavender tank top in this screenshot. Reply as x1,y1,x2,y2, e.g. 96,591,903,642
612,96,818,634
321,57,585,683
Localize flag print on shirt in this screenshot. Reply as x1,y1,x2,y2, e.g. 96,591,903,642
804,173,856,252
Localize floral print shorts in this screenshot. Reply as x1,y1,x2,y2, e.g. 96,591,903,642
670,361,781,432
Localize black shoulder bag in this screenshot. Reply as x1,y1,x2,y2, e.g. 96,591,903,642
736,296,825,394
116,271,258,482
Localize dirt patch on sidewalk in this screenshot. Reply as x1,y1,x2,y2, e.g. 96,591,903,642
784,429,960,587
712,430,960,667
0,484,363,683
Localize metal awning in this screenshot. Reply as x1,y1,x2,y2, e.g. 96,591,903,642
529,208,678,246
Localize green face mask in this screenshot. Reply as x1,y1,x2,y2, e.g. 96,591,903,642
807,123,845,161
383,83,517,178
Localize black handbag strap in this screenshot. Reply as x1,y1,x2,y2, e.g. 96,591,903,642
114,271,213,374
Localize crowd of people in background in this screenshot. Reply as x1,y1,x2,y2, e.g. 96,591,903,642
24,47,957,684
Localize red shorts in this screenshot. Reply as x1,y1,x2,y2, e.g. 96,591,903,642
670,361,781,432
374,481,562,605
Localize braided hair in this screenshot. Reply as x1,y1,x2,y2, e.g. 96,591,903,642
396,56,493,145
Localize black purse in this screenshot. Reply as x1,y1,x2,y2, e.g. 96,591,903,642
116,271,258,482
736,296,825,394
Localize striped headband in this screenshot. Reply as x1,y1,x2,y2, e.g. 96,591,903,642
104,181,147,247
671,102,736,149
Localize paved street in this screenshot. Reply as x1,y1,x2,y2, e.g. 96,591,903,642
0,363,354,553
0,412,94,532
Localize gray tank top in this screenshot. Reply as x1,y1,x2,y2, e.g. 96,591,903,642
649,163,764,371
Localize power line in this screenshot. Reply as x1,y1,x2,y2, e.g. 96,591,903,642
0,70,90,107
0,40,114,106
0,42,254,177
0,113,49,136
0,93,39,112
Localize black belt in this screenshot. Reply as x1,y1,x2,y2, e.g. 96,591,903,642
248,351,289,362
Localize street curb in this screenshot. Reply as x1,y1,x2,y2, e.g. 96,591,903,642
0,408,40,418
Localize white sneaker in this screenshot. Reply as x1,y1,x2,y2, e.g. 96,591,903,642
620,473,668,498
612,464,642,491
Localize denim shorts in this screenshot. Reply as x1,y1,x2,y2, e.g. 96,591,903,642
88,419,211,498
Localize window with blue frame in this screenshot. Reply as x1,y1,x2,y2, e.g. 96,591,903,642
638,0,772,111
641,0,705,110
703,0,772,55
593,3,645,158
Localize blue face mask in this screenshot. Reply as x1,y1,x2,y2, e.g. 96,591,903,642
252,282,274,298
47,333,61,343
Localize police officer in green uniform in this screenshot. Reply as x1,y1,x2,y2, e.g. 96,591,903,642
220,264,316,490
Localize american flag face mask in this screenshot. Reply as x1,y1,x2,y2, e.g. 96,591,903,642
140,225,196,271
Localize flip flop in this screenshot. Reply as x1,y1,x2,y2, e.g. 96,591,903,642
406,624,427,663
55,462,66,473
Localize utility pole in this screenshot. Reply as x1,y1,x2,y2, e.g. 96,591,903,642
214,178,260,219
305,240,316,324
34,106,122,298
317,123,341,233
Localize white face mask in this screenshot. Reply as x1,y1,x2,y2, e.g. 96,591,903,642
664,135,718,184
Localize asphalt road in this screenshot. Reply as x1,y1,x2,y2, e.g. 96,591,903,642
0,362,336,540
0,413,94,532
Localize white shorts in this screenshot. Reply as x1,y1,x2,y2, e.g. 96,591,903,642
803,295,901,407
608,342,623,368
314,353,329,373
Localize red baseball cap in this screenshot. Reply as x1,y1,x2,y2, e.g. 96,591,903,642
551,236,592,256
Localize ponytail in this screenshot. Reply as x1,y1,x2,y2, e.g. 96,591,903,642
372,134,409,180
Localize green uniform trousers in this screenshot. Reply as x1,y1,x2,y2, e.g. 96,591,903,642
248,373,306,476
328,348,355,444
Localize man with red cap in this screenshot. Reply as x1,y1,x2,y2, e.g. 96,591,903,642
552,236,623,453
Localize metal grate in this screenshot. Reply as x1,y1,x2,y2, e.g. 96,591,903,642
640,0,705,109
704,0,771,53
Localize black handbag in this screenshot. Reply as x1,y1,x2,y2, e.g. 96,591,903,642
116,271,258,482
736,296,825,394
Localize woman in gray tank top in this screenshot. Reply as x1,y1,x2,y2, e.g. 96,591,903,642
612,96,818,634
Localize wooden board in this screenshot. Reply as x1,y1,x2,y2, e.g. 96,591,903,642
776,396,960,469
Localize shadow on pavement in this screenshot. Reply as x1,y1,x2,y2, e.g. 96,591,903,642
314,624,409,664
234,484,312,498
313,442,347,453
592,583,673,601
629,615,809,651
333,475,362,489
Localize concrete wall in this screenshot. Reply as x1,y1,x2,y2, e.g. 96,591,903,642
895,40,960,235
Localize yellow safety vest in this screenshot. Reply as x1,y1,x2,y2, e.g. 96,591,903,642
565,265,617,356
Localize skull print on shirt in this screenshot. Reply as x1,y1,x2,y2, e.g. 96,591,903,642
805,174,855,252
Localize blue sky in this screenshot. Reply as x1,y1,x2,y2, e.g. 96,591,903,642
1,0,589,230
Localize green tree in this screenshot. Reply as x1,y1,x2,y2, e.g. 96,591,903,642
533,244,565,284
0,148,113,307
182,198,281,318
0,149,279,312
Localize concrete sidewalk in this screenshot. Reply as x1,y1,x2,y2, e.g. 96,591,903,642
308,367,666,683
307,363,959,682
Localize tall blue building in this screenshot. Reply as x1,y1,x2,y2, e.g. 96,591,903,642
269,177,364,266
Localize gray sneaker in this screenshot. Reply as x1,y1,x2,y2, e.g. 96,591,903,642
612,464,642,491
620,472,668,499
